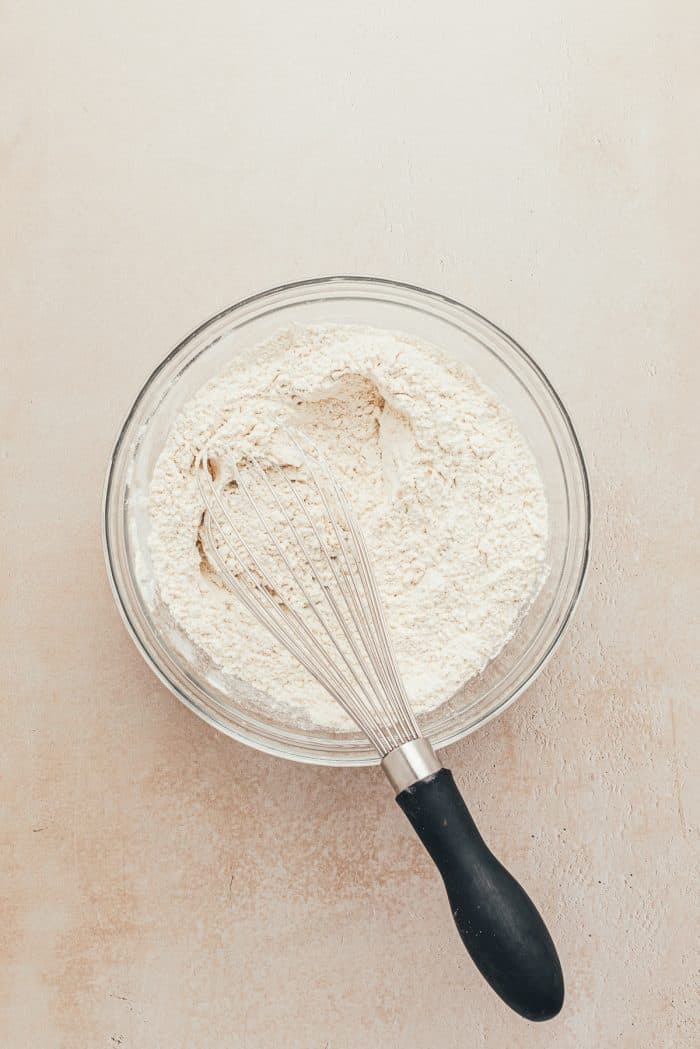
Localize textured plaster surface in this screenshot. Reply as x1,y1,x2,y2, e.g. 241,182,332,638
2,2,697,1046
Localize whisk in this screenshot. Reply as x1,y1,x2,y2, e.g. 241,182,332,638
195,430,564,1021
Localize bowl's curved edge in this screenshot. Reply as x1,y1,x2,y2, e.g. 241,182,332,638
101,276,591,767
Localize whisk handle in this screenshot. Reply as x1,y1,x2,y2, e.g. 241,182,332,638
396,768,563,1021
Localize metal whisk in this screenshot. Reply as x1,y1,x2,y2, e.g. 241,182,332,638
195,430,564,1022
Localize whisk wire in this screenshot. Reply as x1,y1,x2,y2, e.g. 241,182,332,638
202,505,390,752
290,438,419,743
250,460,406,752
237,457,404,752
195,434,421,755
345,502,417,730
197,458,398,751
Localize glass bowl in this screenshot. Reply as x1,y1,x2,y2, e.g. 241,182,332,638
102,277,590,766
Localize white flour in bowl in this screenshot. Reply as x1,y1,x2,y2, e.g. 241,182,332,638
148,324,548,730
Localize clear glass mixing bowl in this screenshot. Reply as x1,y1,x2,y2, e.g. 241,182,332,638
102,277,590,766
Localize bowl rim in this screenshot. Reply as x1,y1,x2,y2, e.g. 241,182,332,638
102,275,591,765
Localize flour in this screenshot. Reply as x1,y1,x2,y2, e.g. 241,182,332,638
148,324,548,730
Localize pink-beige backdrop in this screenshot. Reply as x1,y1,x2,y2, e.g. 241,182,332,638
3,2,697,1046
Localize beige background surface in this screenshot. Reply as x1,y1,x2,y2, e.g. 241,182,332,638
2,2,698,1047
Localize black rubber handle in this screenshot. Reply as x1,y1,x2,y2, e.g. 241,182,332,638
397,768,564,1021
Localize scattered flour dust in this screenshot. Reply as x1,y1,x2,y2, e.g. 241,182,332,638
148,324,548,731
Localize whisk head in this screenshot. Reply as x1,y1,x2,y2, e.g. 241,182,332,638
195,429,420,756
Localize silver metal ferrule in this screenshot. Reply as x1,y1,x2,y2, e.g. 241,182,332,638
381,738,443,794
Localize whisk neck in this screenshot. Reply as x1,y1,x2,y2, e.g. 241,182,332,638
381,738,442,794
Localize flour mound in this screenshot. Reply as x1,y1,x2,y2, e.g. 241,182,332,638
148,324,548,730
